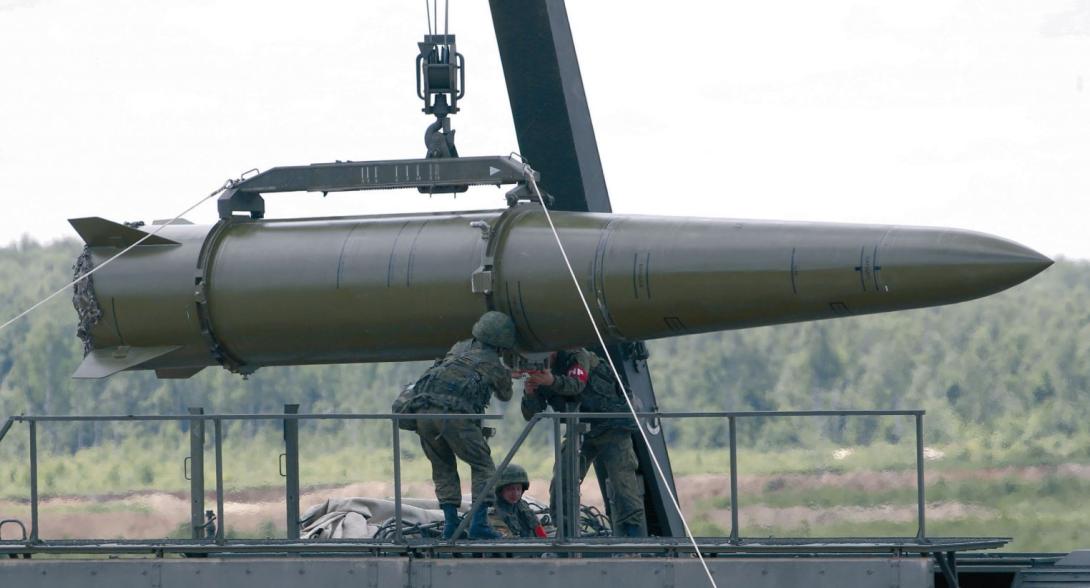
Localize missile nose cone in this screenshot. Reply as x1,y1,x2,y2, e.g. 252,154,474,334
1003,243,1053,280
882,227,1053,305
944,229,1053,286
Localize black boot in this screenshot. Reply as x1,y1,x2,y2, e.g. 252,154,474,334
467,505,501,539
441,503,461,539
618,522,645,538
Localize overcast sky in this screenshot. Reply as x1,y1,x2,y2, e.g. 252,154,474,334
1,0,1088,260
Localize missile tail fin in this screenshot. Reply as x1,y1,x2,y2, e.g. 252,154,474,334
68,217,181,247
72,345,182,379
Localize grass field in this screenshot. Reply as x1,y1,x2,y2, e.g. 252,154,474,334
2,434,1088,551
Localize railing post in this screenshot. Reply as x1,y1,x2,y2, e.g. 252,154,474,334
28,420,39,543
214,418,225,545
392,418,403,543
188,407,205,540
915,413,926,541
552,416,565,541
283,404,300,539
728,415,739,543
564,411,580,540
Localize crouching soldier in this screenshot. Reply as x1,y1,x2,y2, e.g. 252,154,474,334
489,464,547,539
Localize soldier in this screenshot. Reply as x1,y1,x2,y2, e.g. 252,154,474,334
409,311,516,539
489,463,547,539
520,349,647,537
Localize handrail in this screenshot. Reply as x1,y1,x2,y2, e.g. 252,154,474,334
6,412,506,422
0,408,929,548
2,410,919,423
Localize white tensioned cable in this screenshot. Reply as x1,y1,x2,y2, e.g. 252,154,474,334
523,169,718,588
0,174,252,333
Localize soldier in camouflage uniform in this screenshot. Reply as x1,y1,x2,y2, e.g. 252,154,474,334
410,311,516,539
488,463,547,539
521,349,647,537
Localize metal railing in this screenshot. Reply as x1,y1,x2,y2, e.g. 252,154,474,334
455,409,931,543
0,409,501,545
0,407,935,547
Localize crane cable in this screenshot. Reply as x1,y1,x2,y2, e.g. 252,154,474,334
522,166,719,588
0,172,256,333
423,1,450,42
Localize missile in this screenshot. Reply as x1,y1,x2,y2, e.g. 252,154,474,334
68,205,1052,379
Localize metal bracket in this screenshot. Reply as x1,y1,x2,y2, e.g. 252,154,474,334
505,183,554,207
469,220,491,240
470,219,495,295
217,155,538,219
470,270,493,294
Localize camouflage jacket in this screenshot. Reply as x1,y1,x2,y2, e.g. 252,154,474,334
520,349,636,437
414,338,512,414
489,499,541,539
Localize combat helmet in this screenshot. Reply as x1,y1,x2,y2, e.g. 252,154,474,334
472,311,517,350
494,463,530,493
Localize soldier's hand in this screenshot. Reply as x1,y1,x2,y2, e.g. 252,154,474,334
526,371,554,387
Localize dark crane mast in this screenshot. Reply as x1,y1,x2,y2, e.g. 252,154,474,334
488,0,683,537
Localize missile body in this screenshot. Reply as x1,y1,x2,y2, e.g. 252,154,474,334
69,205,1051,378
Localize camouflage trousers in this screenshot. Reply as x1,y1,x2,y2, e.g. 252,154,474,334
550,429,646,532
415,417,495,507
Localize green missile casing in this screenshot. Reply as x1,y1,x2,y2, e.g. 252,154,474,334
69,205,1051,379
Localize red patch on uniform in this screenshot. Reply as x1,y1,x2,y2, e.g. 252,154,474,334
567,365,588,384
